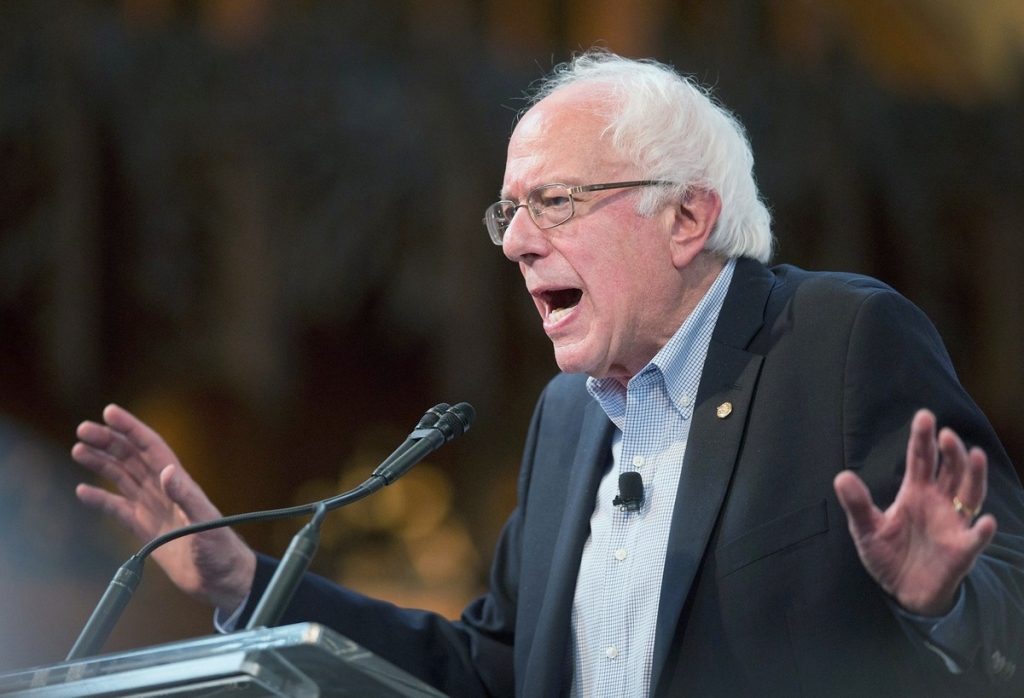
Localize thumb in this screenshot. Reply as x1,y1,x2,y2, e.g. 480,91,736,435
160,464,223,524
834,470,880,540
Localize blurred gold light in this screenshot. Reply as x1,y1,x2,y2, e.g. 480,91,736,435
408,521,481,587
770,0,1024,104
199,0,273,49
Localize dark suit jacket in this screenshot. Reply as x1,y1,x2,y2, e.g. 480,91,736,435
244,259,1024,697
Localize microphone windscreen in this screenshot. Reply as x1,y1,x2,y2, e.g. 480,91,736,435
439,402,476,440
618,471,644,501
416,403,451,429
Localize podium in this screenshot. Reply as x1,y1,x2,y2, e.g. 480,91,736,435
0,623,449,697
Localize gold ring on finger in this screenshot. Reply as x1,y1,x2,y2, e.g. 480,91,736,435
952,495,978,520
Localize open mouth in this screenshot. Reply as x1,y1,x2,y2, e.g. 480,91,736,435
540,288,583,323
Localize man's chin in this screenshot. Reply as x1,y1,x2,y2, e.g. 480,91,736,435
552,346,601,378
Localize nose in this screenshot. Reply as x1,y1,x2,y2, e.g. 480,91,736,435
501,206,549,262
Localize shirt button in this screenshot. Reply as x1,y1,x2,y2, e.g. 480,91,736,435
632,455,644,467
615,548,628,561
605,646,618,659
681,394,692,407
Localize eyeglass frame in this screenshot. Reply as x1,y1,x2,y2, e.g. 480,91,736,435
483,180,676,245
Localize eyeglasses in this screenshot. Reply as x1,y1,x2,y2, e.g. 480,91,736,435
483,180,675,245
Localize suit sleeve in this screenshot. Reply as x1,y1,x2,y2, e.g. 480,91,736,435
841,285,1024,695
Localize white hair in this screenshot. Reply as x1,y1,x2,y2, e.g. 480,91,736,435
527,50,774,263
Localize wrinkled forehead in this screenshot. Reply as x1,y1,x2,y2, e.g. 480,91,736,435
503,86,627,195
514,82,619,149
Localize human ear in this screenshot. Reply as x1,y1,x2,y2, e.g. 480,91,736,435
669,189,721,269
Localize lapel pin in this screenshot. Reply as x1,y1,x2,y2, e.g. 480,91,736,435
716,402,733,419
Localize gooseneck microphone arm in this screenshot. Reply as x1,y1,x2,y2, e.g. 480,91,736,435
66,402,475,662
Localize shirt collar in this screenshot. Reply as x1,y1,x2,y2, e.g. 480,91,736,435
586,258,736,430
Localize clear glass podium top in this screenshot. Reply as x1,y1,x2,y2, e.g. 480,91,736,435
0,622,450,698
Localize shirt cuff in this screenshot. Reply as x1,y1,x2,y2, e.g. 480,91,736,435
213,594,250,634
895,585,968,674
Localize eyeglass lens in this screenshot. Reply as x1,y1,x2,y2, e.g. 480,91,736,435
489,184,574,239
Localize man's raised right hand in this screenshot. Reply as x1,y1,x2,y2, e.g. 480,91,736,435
72,404,257,614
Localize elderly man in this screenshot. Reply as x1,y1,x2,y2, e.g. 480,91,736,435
73,51,1024,697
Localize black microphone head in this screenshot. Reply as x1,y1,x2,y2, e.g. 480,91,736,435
449,402,475,430
416,403,451,429
435,402,476,442
613,471,644,511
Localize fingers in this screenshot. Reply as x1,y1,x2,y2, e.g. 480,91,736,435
160,464,224,524
75,482,141,532
74,419,130,462
935,426,970,498
71,440,138,491
906,410,989,516
964,447,989,511
834,470,882,540
905,409,938,484
952,445,989,522
968,513,998,551
102,404,168,457
72,404,180,486
930,419,988,520
73,432,154,498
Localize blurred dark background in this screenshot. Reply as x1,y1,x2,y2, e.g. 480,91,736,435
1,0,1022,671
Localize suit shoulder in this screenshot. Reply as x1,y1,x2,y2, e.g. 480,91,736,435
750,265,939,354
768,265,918,319
771,264,896,300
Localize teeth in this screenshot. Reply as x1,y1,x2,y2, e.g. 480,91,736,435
549,306,573,323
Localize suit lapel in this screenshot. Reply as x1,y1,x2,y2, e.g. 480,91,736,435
649,259,776,695
522,397,614,697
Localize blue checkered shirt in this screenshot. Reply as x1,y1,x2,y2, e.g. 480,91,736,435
571,258,735,698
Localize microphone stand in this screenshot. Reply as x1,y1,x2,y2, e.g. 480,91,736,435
245,501,327,630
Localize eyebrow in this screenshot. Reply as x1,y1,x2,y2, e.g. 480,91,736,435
497,188,521,204
498,180,581,202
